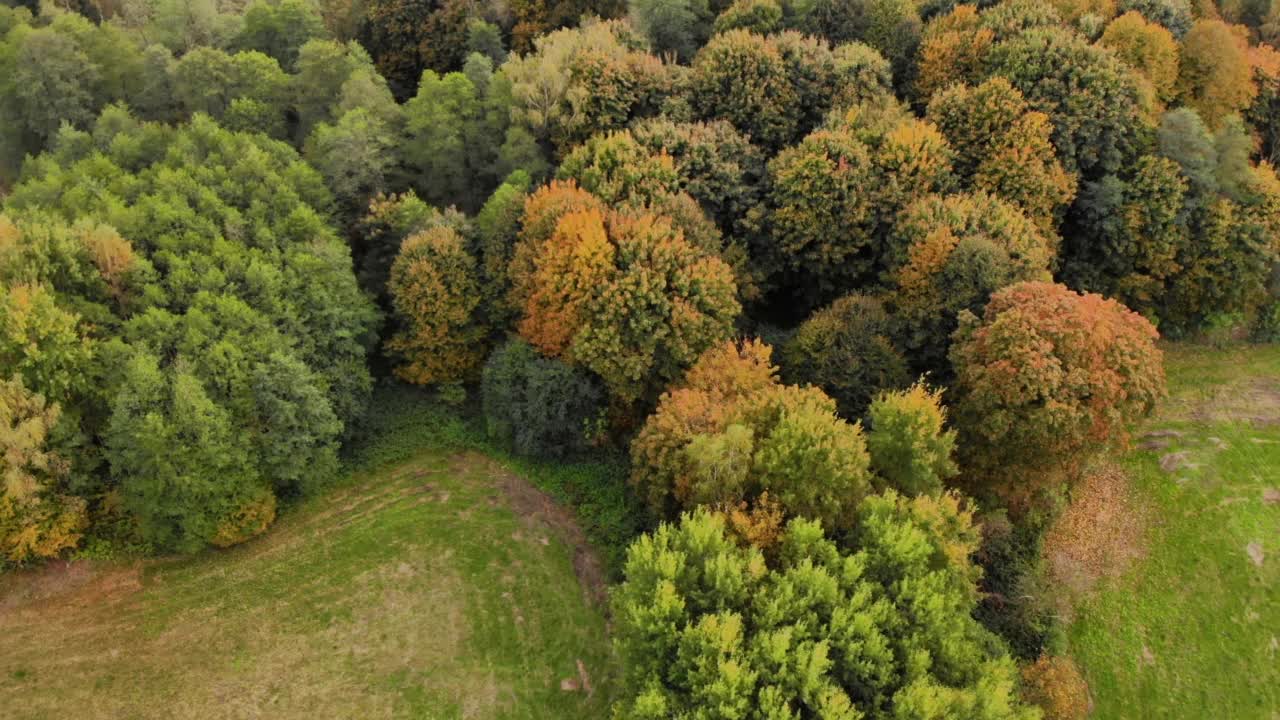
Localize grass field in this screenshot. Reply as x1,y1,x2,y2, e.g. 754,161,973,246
0,389,629,718
1061,344,1280,718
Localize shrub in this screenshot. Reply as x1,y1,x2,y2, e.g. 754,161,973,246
866,381,958,496
482,338,605,458
611,502,1036,719
210,486,278,548
780,294,910,420
950,282,1166,501
385,226,489,386
1021,655,1092,720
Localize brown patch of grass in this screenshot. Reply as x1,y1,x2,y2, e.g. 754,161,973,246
1043,464,1147,613
1165,376,1280,427
476,454,609,609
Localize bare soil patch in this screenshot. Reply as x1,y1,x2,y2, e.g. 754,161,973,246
1167,377,1280,426
469,453,609,609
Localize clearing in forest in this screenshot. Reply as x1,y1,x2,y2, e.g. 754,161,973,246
0,450,617,719
1060,344,1280,718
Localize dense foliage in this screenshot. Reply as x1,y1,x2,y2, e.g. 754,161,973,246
612,505,1034,719
6,0,1277,712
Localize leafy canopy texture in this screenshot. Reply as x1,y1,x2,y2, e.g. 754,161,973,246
950,282,1166,501
611,504,1036,719
482,337,605,458
0,375,87,566
866,382,959,497
4,111,376,551
631,340,876,529
780,294,910,420
514,201,739,405
386,225,490,386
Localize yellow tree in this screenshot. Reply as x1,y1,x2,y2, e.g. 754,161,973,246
385,226,489,385
1178,19,1257,127
1101,10,1181,104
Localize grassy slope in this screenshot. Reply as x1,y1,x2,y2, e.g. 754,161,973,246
1066,344,1280,718
0,385,634,719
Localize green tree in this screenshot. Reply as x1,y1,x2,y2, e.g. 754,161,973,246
305,108,398,219
481,337,605,457
105,352,266,553
402,68,499,211
985,27,1146,177
612,505,1035,719
630,0,714,61
0,283,94,405
866,381,958,497
234,0,325,71
780,294,910,420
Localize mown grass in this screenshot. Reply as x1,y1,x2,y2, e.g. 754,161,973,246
1065,344,1280,718
0,381,634,719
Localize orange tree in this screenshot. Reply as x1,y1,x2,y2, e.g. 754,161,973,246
949,281,1165,502
629,339,875,530
514,206,739,405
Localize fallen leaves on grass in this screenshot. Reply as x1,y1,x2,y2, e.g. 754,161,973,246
1043,464,1147,611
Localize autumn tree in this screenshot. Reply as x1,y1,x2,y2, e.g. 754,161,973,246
866,382,958,497
712,0,782,34
612,504,1036,719
1063,154,1189,317
926,77,1077,231
780,294,910,420
498,19,672,157
0,376,88,565
985,27,1145,177
913,4,993,103
687,29,799,150
630,339,875,529
950,282,1165,501
515,207,739,404
1176,19,1257,128
1100,10,1181,104
889,192,1054,376
631,118,767,238
386,226,490,386
1118,0,1191,37
764,108,953,306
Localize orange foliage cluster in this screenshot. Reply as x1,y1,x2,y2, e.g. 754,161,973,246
1021,655,1092,720
951,282,1166,494
512,191,739,403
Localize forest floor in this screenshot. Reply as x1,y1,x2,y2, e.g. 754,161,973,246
0,444,621,719
1055,343,1280,718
